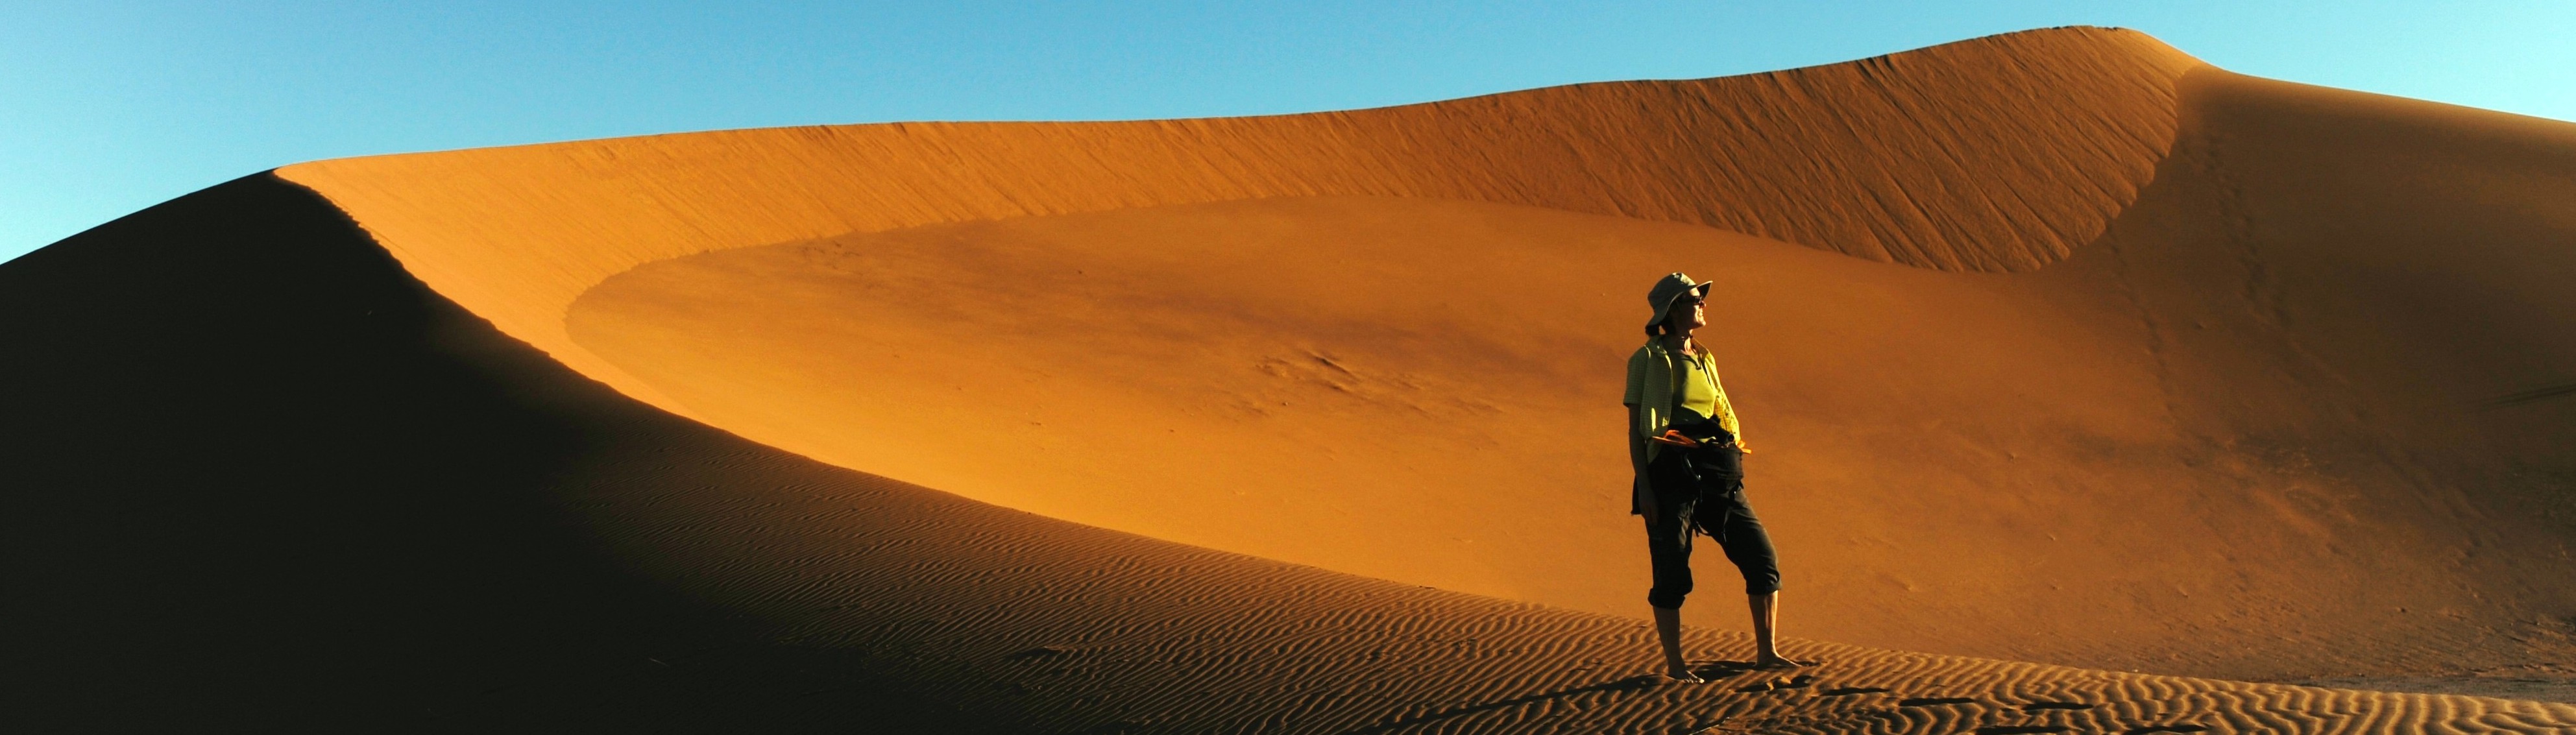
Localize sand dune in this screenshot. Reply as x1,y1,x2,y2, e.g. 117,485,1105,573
9,25,2576,732
275,25,2194,425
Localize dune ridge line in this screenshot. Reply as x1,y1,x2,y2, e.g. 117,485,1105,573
276,25,2198,415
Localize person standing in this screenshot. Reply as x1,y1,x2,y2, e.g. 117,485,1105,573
1623,272,1801,682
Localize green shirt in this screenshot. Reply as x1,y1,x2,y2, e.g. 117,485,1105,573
1623,339,1743,514
1623,339,1742,455
1674,350,1725,423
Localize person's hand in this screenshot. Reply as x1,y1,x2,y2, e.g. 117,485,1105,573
1649,430,1701,448
1735,439,1753,455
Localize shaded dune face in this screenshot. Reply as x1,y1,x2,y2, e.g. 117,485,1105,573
0,178,999,730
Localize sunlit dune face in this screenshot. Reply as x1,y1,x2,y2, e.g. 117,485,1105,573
561,156,2576,675
566,194,2198,648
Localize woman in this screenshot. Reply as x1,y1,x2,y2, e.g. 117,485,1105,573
1623,272,1801,682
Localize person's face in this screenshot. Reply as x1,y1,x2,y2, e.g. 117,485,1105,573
1666,291,1707,332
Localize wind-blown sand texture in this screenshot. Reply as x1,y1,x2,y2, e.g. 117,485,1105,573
6,25,2574,732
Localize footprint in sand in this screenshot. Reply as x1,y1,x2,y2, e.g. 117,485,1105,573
1736,674,1816,692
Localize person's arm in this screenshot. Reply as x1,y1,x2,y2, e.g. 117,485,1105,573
1628,403,1655,523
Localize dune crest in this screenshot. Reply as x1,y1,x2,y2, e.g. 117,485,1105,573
278,25,2196,417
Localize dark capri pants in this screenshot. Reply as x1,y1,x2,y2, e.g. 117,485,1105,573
1643,432,1780,609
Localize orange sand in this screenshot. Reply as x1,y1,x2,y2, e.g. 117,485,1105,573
8,25,2575,732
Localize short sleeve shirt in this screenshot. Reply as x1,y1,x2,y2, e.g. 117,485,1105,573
1623,342,1740,439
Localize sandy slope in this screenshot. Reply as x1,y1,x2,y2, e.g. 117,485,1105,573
9,25,2576,732
557,184,2576,681
6,176,2569,734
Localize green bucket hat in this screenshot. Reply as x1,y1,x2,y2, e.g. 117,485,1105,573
1644,272,1713,329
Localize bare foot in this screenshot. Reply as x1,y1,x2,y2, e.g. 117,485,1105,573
1664,665,1707,684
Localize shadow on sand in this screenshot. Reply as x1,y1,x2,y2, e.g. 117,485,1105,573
1333,660,1760,734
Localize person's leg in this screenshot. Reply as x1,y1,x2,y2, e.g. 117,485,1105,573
1745,590,1798,668
1644,507,1699,681
1708,485,1803,668
1652,605,1699,682
1643,455,1701,682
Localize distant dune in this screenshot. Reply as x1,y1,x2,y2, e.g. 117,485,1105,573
8,26,2574,732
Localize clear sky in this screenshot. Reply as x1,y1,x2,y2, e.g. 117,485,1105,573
5,1,2573,263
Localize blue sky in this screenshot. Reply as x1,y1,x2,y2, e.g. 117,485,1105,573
5,1,2573,263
